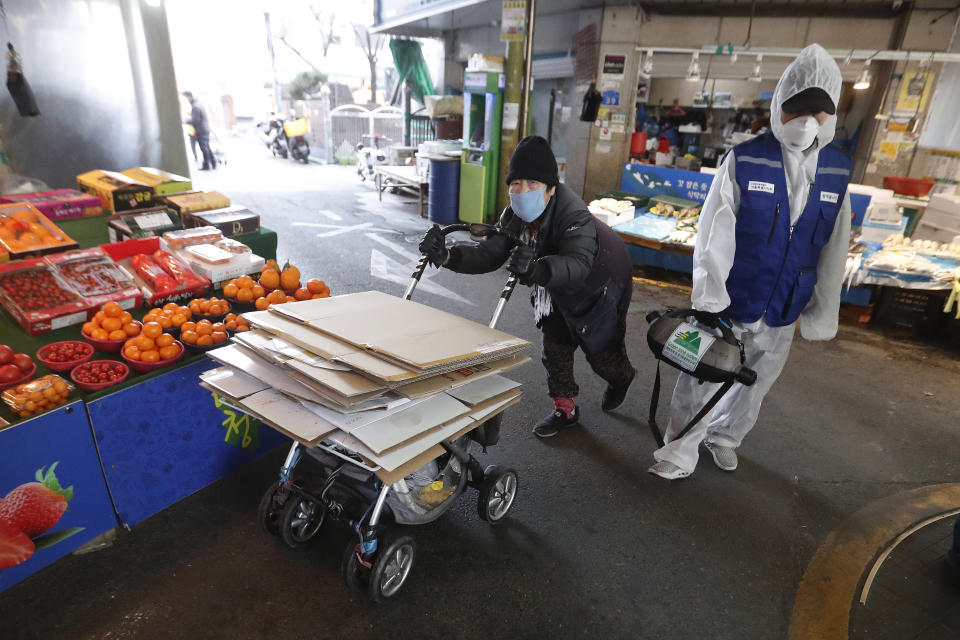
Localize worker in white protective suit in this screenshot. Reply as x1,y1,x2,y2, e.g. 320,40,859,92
649,44,852,480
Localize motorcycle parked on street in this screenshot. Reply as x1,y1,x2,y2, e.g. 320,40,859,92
257,116,310,163
356,134,390,182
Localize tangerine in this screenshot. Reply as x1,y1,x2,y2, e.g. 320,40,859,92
103,302,123,318
135,336,156,352
140,350,160,363
91,328,109,341
101,317,122,332
82,321,98,336
294,288,311,301
196,334,214,347
155,334,175,348
285,296,296,303
259,269,280,290
236,288,253,302
211,322,226,333
120,311,133,325
162,302,179,312
181,321,197,333
155,315,172,329
142,322,163,339
306,279,327,294
159,345,180,360
280,265,300,291
93,311,107,325
226,320,237,330
108,329,127,341
170,313,187,327
181,330,198,344
236,324,249,332
196,322,213,336
211,331,228,344
178,306,192,318
251,285,265,299
124,346,140,360
311,293,329,299
266,290,286,305
223,283,239,298
255,297,270,310
235,276,255,289
123,322,141,336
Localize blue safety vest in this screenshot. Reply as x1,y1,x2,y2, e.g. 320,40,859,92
724,131,850,326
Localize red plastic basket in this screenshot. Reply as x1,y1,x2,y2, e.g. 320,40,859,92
36,341,94,372
882,176,935,197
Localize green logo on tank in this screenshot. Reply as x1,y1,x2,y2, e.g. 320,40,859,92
673,330,701,354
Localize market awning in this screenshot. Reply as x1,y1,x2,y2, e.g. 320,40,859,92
390,39,435,104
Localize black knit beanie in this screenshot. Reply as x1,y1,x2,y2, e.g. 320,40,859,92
505,135,559,187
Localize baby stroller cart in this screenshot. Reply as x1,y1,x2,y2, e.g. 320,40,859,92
253,222,524,603
644,309,757,447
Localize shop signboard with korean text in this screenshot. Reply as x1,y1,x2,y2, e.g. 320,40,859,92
620,163,714,203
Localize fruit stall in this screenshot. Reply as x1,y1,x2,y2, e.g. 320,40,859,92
0,168,331,592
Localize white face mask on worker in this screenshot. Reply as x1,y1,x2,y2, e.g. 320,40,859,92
780,115,819,150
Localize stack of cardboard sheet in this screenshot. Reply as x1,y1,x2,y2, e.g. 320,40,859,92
199,291,530,484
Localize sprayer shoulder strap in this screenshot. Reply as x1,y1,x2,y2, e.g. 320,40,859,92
648,361,736,449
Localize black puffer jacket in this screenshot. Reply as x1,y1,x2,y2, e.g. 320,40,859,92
446,184,633,352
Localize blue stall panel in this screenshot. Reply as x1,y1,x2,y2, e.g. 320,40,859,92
87,360,288,527
621,163,714,203
0,401,117,593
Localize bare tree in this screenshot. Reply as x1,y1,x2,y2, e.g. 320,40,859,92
353,24,384,105
310,6,338,58
277,35,321,72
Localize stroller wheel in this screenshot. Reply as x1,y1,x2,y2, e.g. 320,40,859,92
257,481,289,536
341,541,369,593
279,497,325,548
368,536,416,603
477,466,518,525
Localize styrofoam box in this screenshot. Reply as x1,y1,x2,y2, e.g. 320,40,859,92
858,215,908,244
180,251,266,288
920,193,960,229
912,219,960,244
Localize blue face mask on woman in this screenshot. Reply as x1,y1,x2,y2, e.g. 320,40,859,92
509,188,548,222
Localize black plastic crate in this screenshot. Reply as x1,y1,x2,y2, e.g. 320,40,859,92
872,287,948,337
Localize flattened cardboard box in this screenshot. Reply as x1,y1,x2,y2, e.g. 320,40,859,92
77,170,154,213
183,205,260,237
272,291,530,371
121,167,192,196
159,191,230,215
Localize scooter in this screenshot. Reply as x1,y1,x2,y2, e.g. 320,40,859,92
257,117,310,163
356,134,389,182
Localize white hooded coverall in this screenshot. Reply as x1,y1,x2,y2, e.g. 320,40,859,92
653,44,852,473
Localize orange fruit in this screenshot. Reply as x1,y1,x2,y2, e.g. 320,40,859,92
123,346,140,360
171,313,187,327
255,297,269,310
266,290,286,305
120,311,133,325
280,265,300,291
259,269,280,290
178,306,191,318
101,317,122,332
223,283,239,298
211,322,226,333
236,324,249,332
91,328,109,341
196,322,213,336
142,322,163,339
181,321,197,333
189,300,202,313
238,275,257,289
82,321,98,336
211,331,228,344
159,344,180,360
135,336,155,352
181,330,198,345
311,293,329,299
306,279,326,294
236,287,253,302
196,334,213,346
293,288,311,301
108,329,127,341
160,308,175,317
93,311,106,325
155,315,172,329
199,300,211,314
123,322,141,336
140,350,160,363
156,334,175,348
162,302,179,312
226,320,237,330
224,313,236,322
285,296,296,303
251,285,265,299
103,302,123,318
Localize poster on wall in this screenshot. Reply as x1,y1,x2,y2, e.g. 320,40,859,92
713,92,732,108
693,92,709,108
501,1,525,42
602,55,626,78
895,71,934,114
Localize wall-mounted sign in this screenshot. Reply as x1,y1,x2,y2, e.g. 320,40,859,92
602,55,626,78
501,1,526,42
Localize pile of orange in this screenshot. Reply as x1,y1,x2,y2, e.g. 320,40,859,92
222,276,265,305
248,260,331,311
0,209,68,251
82,301,141,342
223,313,250,332
180,319,229,347
143,302,192,330
122,321,182,362
188,297,230,317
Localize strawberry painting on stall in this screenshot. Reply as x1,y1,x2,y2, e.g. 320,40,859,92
0,462,84,576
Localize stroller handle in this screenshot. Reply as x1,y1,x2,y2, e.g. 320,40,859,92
405,223,521,329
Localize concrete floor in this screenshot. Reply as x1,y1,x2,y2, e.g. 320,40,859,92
2,133,959,639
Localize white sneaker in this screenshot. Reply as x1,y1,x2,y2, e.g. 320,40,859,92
647,461,691,480
705,442,738,471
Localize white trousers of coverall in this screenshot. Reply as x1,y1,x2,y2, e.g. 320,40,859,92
653,321,795,473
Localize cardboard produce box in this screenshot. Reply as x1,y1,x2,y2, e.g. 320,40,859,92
101,237,210,307
0,258,93,335
44,247,142,312
77,170,154,212
121,167,192,196
107,207,182,242
0,203,79,259
184,205,260,237
0,189,103,221
158,191,230,215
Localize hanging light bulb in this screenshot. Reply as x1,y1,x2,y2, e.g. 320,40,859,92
686,52,700,82
749,54,762,82
643,50,654,75
853,60,872,90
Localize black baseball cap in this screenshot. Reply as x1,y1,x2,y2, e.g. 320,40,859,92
782,87,835,115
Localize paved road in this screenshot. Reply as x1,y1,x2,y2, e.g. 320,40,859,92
2,131,958,640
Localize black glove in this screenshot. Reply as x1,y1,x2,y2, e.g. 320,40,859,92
507,245,550,286
418,224,447,268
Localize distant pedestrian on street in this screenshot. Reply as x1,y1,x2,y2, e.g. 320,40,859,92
182,91,216,171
